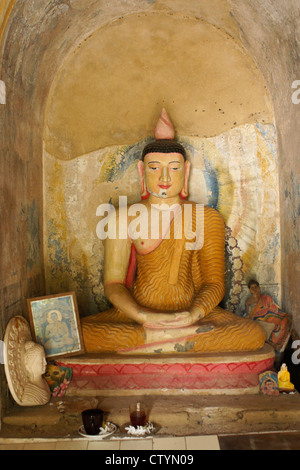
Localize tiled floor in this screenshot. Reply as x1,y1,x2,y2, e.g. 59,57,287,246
218,431,300,450
1,432,300,450
0,435,220,450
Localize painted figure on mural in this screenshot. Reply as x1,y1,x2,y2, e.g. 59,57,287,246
82,109,266,354
246,279,292,352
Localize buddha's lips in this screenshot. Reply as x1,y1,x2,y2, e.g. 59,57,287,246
158,184,171,189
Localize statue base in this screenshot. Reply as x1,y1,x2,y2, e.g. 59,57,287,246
56,344,275,396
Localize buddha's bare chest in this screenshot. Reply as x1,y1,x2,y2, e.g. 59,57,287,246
132,237,163,254
128,209,174,255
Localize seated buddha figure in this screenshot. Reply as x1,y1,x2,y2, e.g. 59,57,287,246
82,109,265,354
277,363,295,391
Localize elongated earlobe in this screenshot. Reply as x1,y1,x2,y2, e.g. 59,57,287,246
180,160,190,199
141,189,150,200
137,160,149,199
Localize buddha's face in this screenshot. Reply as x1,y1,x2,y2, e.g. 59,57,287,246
25,345,47,378
143,152,186,199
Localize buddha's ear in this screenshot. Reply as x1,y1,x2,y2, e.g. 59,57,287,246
180,160,190,199
137,160,148,198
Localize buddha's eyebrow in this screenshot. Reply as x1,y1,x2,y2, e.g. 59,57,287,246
147,160,182,165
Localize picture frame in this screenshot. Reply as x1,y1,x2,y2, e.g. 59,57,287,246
259,370,280,396
27,292,85,358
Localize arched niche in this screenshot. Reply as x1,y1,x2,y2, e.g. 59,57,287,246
42,12,279,316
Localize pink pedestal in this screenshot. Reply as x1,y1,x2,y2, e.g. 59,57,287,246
57,344,275,395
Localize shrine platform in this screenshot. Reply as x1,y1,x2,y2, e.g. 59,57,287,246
56,344,275,396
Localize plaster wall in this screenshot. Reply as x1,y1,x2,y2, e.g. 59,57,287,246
44,13,272,159
228,0,300,334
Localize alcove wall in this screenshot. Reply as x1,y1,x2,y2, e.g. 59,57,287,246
43,12,278,316
0,0,300,425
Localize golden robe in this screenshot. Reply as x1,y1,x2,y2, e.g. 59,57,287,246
82,205,265,353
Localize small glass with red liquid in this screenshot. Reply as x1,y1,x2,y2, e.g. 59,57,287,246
129,402,147,428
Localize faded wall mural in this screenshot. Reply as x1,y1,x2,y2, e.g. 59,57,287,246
44,122,280,317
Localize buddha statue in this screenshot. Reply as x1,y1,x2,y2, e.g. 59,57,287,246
277,363,295,392
4,316,51,406
21,341,51,406
82,109,265,354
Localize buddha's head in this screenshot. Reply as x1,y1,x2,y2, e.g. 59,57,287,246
23,341,47,381
138,109,190,201
47,309,62,323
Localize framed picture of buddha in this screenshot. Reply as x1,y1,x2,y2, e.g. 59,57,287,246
27,292,85,358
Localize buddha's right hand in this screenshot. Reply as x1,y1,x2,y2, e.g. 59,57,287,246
142,310,195,329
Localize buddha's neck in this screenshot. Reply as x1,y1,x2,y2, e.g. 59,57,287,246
147,194,182,207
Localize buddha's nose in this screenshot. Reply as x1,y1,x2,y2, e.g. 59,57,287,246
160,166,171,182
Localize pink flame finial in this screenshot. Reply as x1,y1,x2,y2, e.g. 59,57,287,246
154,108,175,140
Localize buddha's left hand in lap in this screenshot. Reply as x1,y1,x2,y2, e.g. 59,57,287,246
143,307,205,329
145,320,215,345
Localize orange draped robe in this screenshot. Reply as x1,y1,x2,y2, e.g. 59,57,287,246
82,205,265,353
